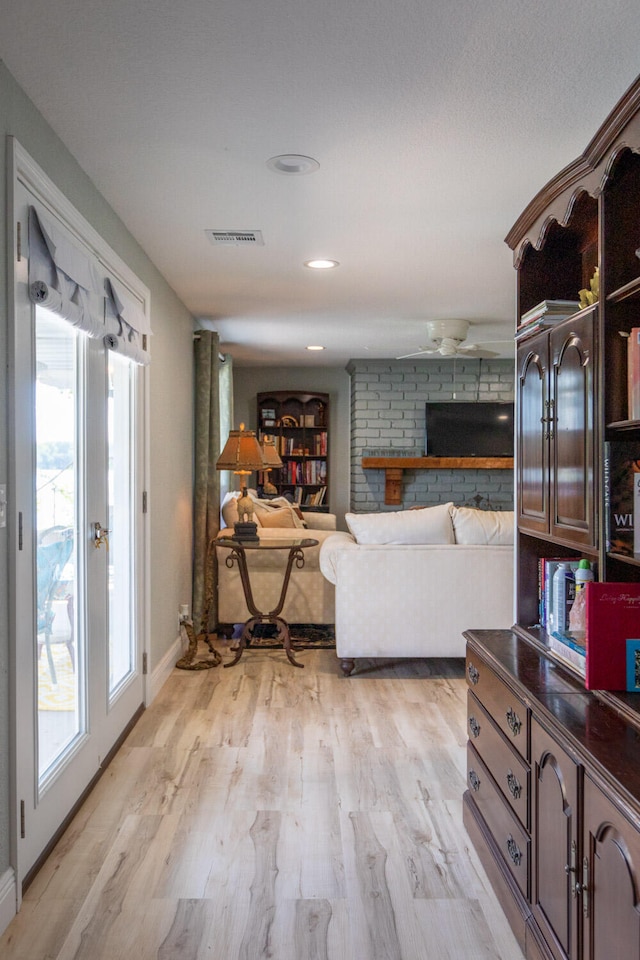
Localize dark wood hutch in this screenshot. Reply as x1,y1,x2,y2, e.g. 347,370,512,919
463,76,640,960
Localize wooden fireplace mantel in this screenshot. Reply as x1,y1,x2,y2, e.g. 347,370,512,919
361,456,514,505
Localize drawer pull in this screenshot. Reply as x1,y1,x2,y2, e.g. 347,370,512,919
469,716,481,739
467,663,480,685
506,770,522,799
506,707,522,737
506,834,523,867
469,769,481,792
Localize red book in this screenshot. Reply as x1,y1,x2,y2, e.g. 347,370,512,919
585,582,640,690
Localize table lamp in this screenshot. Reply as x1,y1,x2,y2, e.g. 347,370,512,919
216,423,268,541
260,435,283,496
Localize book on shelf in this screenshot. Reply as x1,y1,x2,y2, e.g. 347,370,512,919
518,299,580,331
585,582,640,690
547,634,586,677
627,327,640,420
603,440,640,556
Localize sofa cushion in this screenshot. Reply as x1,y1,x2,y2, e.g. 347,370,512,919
451,507,514,545
345,502,455,545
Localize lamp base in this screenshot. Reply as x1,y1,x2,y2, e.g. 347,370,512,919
233,521,260,543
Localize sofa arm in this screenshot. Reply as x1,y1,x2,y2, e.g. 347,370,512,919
302,511,336,531
319,531,356,584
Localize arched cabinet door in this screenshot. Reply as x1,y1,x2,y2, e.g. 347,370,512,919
516,308,597,549
517,330,550,534
532,719,580,960
583,775,640,960
549,309,596,547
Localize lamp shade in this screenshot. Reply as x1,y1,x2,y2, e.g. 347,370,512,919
216,423,266,473
260,436,283,470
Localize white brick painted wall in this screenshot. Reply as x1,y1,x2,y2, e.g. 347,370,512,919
347,358,515,512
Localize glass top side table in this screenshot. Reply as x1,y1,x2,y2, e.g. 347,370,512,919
214,536,319,668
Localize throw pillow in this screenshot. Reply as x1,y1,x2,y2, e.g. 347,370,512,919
451,507,514,545
258,507,299,528
251,495,306,529
345,502,455,545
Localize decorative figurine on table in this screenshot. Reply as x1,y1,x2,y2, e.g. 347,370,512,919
234,485,260,541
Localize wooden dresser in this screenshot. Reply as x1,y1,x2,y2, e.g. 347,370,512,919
464,629,640,960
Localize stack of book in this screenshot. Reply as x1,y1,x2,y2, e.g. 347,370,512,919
516,299,580,340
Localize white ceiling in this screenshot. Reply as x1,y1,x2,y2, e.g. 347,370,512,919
2,1,640,366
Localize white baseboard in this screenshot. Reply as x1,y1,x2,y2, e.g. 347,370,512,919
0,867,17,937
147,632,185,704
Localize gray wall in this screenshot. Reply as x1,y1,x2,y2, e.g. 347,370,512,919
348,358,515,511
233,366,351,529
0,62,195,879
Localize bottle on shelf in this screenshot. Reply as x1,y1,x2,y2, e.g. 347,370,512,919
550,562,575,638
568,559,595,643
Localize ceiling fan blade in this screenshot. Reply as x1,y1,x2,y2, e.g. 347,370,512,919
461,339,513,350
455,348,501,358
395,347,437,359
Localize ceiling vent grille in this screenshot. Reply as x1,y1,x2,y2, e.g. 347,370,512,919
205,229,264,246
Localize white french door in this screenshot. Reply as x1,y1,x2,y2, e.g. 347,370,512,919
11,166,148,888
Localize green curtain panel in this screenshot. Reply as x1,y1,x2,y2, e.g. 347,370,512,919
192,331,232,634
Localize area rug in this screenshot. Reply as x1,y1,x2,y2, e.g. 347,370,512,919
218,623,336,649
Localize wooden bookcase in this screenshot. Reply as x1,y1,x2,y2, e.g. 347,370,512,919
463,76,640,960
505,79,640,660
256,391,329,511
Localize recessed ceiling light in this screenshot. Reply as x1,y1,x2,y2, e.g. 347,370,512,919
266,154,320,175
304,259,340,269
306,345,325,351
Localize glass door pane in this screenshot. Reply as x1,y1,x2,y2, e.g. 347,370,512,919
107,352,135,698
35,306,84,782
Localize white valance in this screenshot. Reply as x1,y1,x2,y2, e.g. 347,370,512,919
28,205,151,365
104,277,150,365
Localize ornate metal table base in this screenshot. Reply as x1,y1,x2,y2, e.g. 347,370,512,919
215,536,319,669
175,619,222,670
226,615,303,668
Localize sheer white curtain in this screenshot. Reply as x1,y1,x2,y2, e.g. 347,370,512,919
218,353,234,504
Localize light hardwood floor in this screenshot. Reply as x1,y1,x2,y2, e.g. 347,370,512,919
1,649,525,960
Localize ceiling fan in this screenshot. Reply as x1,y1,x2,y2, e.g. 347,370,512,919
397,319,513,359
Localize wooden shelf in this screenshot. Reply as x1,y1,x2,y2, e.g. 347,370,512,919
606,275,640,303
361,456,514,505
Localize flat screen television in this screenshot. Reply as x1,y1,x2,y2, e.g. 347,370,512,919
424,401,514,457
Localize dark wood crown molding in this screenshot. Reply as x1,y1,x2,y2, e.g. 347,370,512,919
505,74,640,257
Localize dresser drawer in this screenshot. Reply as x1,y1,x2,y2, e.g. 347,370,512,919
468,690,530,830
466,652,528,761
467,742,530,900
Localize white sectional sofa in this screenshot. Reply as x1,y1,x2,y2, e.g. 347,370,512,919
319,502,514,675
216,493,337,628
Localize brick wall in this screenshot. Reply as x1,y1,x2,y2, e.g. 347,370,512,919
347,358,515,512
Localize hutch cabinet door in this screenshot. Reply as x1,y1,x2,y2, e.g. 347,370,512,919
582,774,640,960
531,718,581,960
549,311,596,547
517,330,550,534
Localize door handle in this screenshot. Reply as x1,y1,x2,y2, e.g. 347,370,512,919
93,521,110,549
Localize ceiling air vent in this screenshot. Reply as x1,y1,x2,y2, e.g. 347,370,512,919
205,229,264,246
